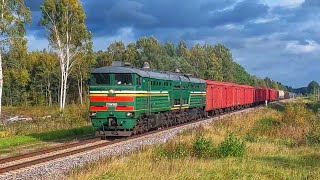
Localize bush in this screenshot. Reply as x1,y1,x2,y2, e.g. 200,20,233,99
218,134,246,158
192,135,214,158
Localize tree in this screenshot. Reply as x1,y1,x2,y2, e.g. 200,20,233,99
136,36,164,69
308,81,319,95
40,0,92,110
123,43,139,65
214,44,235,82
107,41,125,61
204,44,223,81
0,0,30,118
71,50,94,105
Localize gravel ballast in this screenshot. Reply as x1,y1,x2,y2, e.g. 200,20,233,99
0,108,258,180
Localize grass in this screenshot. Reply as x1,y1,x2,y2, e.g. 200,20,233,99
68,101,320,180
0,126,94,150
0,104,94,153
0,104,91,138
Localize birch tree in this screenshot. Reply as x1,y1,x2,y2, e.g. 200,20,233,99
0,0,30,119
40,0,92,110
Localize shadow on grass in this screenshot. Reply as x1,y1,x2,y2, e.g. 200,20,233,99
28,126,95,143
268,103,285,112
256,154,320,169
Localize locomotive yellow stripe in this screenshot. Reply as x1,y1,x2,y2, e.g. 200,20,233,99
90,94,108,96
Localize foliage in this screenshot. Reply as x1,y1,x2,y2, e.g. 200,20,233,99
0,0,31,118
217,134,246,158
40,0,92,110
192,135,215,158
1,35,295,108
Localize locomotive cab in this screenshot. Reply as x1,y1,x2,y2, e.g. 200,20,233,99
89,65,142,137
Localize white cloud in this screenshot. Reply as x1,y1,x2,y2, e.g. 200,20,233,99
261,0,305,8
286,40,320,54
93,27,135,50
26,34,49,51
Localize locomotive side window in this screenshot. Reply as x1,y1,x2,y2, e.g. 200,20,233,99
115,74,132,85
91,73,110,85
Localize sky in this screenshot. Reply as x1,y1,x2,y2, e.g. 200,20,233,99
25,0,320,88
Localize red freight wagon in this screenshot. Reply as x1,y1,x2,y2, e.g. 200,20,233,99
240,85,255,105
284,92,290,99
255,88,269,102
205,81,235,111
205,81,255,114
269,89,278,101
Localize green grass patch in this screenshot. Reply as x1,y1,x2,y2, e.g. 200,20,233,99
218,134,246,158
254,117,280,134
0,126,94,150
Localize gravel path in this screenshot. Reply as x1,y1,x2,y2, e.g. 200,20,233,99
0,107,257,180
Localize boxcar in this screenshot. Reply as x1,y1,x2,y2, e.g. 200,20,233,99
278,90,285,99
284,92,290,99
269,89,278,102
255,88,269,103
205,81,255,115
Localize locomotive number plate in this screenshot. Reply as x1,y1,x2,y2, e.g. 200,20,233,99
106,103,117,107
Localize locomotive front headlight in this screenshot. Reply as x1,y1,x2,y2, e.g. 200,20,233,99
90,112,97,116
126,112,134,117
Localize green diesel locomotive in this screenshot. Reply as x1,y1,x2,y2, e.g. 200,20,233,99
89,61,206,137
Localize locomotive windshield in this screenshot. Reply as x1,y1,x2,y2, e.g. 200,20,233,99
91,73,110,85
114,73,133,85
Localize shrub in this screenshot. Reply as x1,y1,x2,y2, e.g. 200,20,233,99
218,134,246,158
192,135,214,158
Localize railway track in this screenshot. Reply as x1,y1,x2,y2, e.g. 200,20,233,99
0,105,265,175
0,137,104,174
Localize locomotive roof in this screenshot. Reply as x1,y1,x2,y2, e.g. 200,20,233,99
91,66,205,83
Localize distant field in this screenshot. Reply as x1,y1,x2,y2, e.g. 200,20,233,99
68,101,320,179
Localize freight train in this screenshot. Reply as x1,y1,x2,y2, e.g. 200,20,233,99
89,61,294,137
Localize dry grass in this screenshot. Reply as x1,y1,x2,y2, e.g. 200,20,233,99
68,104,320,180
0,104,91,138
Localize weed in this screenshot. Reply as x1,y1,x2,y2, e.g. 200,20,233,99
218,134,246,158
244,132,258,143
254,117,280,135
306,132,320,145
192,135,215,158
155,142,189,159
280,138,297,147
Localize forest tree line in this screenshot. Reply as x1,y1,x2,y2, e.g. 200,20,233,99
2,36,293,107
